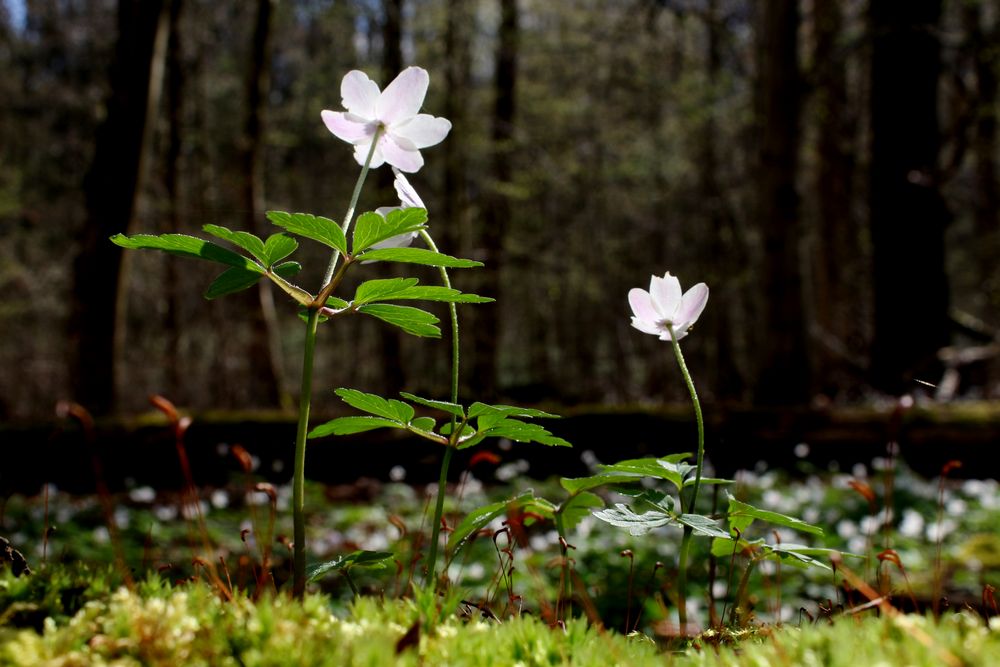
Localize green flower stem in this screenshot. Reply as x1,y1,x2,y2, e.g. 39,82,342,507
320,129,383,287
426,445,454,587
419,229,460,587
554,510,572,620
676,528,692,630
668,324,705,632
292,307,320,598
669,328,705,513
291,133,381,598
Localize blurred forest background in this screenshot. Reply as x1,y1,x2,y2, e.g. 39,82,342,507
0,0,998,420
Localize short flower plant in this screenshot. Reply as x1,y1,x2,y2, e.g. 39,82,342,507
113,65,834,632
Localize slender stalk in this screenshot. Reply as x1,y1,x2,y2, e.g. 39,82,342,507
320,129,383,287
554,510,572,620
292,308,320,598
670,326,705,512
291,135,380,598
668,324,705,633
420,229,461,587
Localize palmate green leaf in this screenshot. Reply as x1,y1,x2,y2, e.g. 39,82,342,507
600,456,695,491
677,513,732,539
447,490,535,554
358,304,441,337
354,279,494,305
204,267,262,299
559,472,645,496
305,550,395,583
683,476,733,488
465,418,571,449
592,503,673,536
399,392,465,419
410,416,436,432
308,416,402,438
469,403,561,431
352,208,427,254
559,491,605,532
202,224,267,262
111,233,264,272
709,538,835,571
357,247,483,268
204,260,302,300
266,211,348,255
726,493,824,536
263,233,298,265
354,278,420,305
334,388,413,422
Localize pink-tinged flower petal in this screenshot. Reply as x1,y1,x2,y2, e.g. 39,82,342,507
649,273,682,319
660,328,688,342
628,288,658,325
376,66,429,125
631,316,662,336
340,70,381,118
392,114,452,149
392,169,425,209
676,283,709,329
379,134,424,172
322,110,374,144
354,141,385,168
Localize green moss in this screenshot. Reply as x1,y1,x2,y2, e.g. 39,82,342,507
2,574,999,666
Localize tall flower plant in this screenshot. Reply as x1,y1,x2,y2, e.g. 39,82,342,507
112,66,571,598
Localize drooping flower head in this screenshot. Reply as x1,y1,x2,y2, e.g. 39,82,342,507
321,67,451,173
369,168,426,252
628,272,709,342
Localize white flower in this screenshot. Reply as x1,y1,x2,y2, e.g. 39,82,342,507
321,67,451,173
628,272,709,342
370,169,425,252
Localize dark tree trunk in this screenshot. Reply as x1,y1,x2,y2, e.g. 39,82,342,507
441,0,470,255
869,0,950,394
753,0,810,404
162,0,184,399
71,0,169,415
964,4,999,288
377,0,406,393
700,0,745,400
811,0,860,397
473,0,517,400
241,0,288,409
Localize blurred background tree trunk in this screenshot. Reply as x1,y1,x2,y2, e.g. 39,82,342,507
869,0,950,394
376,0,406,394
810,0,863,399
70,0,169,415
752,0,810,404
472,0,517,400
240,0,289,409
161,0,185,399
